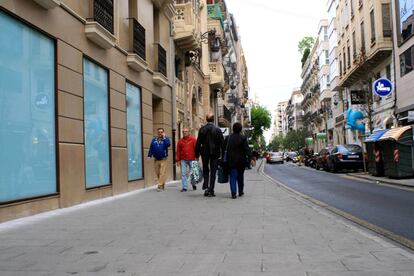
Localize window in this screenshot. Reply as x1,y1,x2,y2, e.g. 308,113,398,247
343,48,346,73
93,0,114,34
382,4,392,38
370,10,376,44
361,21,366,51
0,11,56,203
386,64,391,80
347,42,351,68
133,19,146,60
400,45,414,77
126,82,143,180
83,58,110,188
398,0,414,43
352,31,356,58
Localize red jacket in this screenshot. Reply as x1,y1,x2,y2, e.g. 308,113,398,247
176,135,196,162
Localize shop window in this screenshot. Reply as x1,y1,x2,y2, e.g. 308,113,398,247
126,82,143,180
0,11,56,203
83,58,110,188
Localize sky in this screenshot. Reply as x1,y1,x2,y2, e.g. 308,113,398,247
224,0,327,142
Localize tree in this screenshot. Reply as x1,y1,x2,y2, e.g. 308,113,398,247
250,105,271,149
298,36,315,54
283,129,310,151
269,135,285,152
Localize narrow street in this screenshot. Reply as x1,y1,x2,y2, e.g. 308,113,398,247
1,163,414,275
264,162,414,243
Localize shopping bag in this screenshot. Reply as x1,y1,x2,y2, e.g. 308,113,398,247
190,161,203,185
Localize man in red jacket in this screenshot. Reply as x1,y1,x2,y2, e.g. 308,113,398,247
176,128,197,192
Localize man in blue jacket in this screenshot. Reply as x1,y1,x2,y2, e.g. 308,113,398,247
148,128,171,191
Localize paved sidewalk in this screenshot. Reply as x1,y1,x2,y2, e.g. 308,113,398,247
1,166,414,275
347,172,414,188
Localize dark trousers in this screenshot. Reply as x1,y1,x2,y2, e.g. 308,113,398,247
230,168,245,195
201,155,219,193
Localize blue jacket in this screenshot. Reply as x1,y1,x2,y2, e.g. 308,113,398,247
148,137,171,160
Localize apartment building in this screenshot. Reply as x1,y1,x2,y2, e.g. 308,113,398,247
286,90,304,131
392,0,414,124
272,101,288,138
337,0,394,144
327,0,347,145
0,0,175,221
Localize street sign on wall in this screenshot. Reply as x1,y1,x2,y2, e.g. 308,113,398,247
373,78,393,97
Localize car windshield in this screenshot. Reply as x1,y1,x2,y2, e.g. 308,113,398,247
342,145,362,153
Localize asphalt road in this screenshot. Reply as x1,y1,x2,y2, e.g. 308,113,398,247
264,162,414,242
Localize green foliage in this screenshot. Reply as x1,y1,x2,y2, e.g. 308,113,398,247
298,36,315,54
301,48,310,67
250,105,271,149
267,129,311,152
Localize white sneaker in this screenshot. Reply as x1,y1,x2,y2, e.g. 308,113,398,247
157,188,163,192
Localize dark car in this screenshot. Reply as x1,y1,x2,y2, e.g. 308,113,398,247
316,147,332,171
327,144,364,172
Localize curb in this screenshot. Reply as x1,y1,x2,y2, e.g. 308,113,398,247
261,164,414,252
346,173,414,189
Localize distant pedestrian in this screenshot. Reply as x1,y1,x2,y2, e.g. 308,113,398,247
195,114,224,197
224,122,252,199
148,128,171,191
176,128,197,192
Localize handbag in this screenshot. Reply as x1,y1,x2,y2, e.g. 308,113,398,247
223,136,230,163
217,161,229,183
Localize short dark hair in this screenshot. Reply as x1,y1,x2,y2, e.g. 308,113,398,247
206,114,214,122
157,128,164,132
232,122,242,133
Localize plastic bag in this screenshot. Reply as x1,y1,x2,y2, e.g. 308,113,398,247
190,161,203,185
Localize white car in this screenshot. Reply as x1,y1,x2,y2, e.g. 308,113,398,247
267,152,284,164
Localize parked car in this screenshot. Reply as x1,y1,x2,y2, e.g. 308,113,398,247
285,151,298,162
267,152,284,164
327,144,364,172
316,147,333,171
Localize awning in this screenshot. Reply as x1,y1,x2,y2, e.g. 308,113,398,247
305,137,313,145
364,129,389,142
379,126,412,141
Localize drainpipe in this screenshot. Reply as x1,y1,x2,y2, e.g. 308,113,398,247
170,28,177,181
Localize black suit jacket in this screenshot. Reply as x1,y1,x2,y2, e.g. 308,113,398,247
195,123,224,159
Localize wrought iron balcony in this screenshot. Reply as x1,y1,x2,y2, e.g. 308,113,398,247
127,19,148,72
174,2,200,51
218,104,232,127
153,44,168,87
94,0,114,34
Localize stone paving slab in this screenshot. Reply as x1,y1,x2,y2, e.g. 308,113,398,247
0,164,413,275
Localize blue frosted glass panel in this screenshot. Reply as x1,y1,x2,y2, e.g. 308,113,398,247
83,59,110,188
0,11,56,202
126,82,143,180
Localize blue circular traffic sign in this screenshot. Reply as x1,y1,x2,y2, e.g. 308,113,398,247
373,78,393,97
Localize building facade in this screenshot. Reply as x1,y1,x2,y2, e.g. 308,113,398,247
286,90,304,131
337,0,395,144
392,0,414,124
272,101,288,138
0,0,175,221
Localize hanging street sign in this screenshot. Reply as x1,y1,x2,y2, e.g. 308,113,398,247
373,78,393,97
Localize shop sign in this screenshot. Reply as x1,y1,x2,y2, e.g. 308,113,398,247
373,78,393,97
350,90,365,104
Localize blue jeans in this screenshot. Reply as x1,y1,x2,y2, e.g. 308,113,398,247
230,168,245,195
181,160,193,189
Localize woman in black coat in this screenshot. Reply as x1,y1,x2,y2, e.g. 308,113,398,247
224,122,252,199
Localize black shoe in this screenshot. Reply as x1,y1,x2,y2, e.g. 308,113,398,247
204,190,210,197
208,191,216,197
202,183,208,190
192,184,197,190
239,192,244,197
231,193,237,199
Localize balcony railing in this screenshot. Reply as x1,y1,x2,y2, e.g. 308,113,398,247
94,0,114,34
133,19,146,60
218,104,232,127
155,44,167,77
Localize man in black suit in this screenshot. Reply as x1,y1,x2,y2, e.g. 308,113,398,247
195,114,224,197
